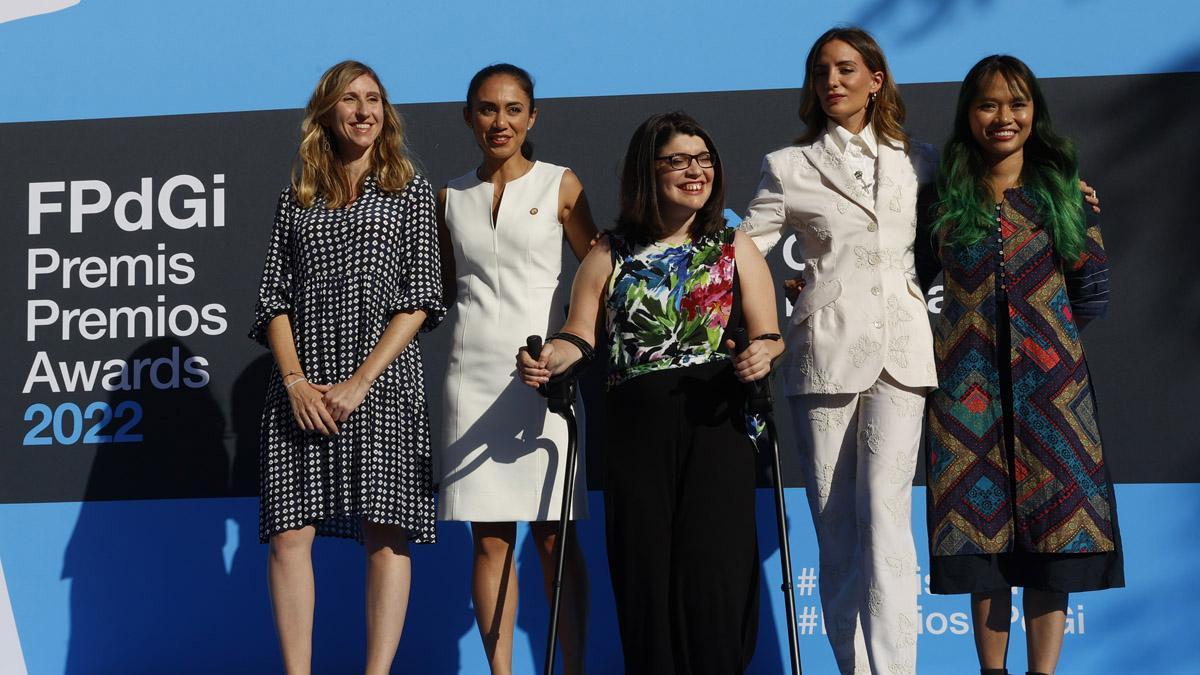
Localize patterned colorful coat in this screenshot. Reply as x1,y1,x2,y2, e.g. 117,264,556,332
920,188,1118,557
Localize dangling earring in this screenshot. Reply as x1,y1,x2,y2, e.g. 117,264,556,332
321,132,331,153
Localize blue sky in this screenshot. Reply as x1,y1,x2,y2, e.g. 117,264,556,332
2,0,1198,122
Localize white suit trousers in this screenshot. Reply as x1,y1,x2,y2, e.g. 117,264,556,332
788,372,925,675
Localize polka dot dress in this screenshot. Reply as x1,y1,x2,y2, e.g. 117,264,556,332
249,175,446,544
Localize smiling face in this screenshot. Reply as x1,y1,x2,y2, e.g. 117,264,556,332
322,73,384,158
812,39,883,132
968,72,1034,164
654,133,714,230
465,73,537,162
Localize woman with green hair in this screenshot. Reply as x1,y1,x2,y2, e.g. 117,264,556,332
917,54,1124,675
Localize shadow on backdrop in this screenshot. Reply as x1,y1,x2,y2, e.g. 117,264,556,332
230,353,477,673
61,337,233,673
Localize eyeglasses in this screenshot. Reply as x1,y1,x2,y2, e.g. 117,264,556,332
655,152,715,171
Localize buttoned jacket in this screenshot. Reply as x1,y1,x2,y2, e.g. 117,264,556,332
741,129,938,396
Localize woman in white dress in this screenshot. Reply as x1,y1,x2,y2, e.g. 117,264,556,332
435,63,597,675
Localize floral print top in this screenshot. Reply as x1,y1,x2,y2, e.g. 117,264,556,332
605,222,738,388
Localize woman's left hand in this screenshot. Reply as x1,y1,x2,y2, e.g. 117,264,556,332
726,338,775,383
322,374,372,422
1080,179,1101,214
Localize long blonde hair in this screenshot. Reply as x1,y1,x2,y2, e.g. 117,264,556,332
796,27,909,151
292,60,416,208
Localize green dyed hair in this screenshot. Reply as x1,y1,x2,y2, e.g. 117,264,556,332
932,55,1086,262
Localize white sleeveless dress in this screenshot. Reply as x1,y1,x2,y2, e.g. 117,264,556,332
438,161,588,522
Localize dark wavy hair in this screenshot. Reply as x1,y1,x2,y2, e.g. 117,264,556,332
614,112,726,246
932,55,1086,262
796,26,909,151
465,63,536,160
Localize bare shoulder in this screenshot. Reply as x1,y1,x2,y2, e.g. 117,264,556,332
561,168,583,190
580,234,613,267
733,229,765,259
586,233,612,259
559,168,584,201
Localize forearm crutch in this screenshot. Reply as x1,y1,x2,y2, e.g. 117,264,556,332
525,336,582,675
732,328,803,675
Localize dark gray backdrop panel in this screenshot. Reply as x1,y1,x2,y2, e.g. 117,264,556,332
1,72,1194,502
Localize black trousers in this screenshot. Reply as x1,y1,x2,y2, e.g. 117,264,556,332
604,360,760,675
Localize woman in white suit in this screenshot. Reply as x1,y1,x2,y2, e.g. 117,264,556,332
740,27,936,675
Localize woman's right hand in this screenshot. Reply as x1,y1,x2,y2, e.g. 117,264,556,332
517,342,555,388
286,380,339,436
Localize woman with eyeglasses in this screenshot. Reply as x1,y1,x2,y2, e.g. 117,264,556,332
518,111,783,673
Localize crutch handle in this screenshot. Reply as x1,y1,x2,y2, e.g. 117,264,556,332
526,335,544,360
525,334,576,414
731,327,752,354
730,328,775,415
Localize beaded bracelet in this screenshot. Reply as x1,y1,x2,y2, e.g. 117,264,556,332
548,331,595,363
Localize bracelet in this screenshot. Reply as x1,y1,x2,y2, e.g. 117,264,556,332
283,370,304,382
549,331,595,362
285,377,308,390
752,332,783,342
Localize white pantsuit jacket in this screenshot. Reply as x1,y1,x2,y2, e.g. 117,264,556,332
741,130,939,396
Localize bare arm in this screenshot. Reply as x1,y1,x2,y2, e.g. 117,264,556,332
324,177,446,421
558,169,599,261
436,186,457,306
517,236,612,386
321,309,428,422
726,230,785,383
266,314,340,436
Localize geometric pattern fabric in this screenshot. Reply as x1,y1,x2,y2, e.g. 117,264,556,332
924,188,1117,556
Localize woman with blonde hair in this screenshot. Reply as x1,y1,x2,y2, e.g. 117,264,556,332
249,60,444,675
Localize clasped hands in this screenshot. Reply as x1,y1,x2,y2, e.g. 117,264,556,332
285,374,371,436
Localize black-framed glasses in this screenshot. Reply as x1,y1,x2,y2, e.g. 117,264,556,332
655,152,715,170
